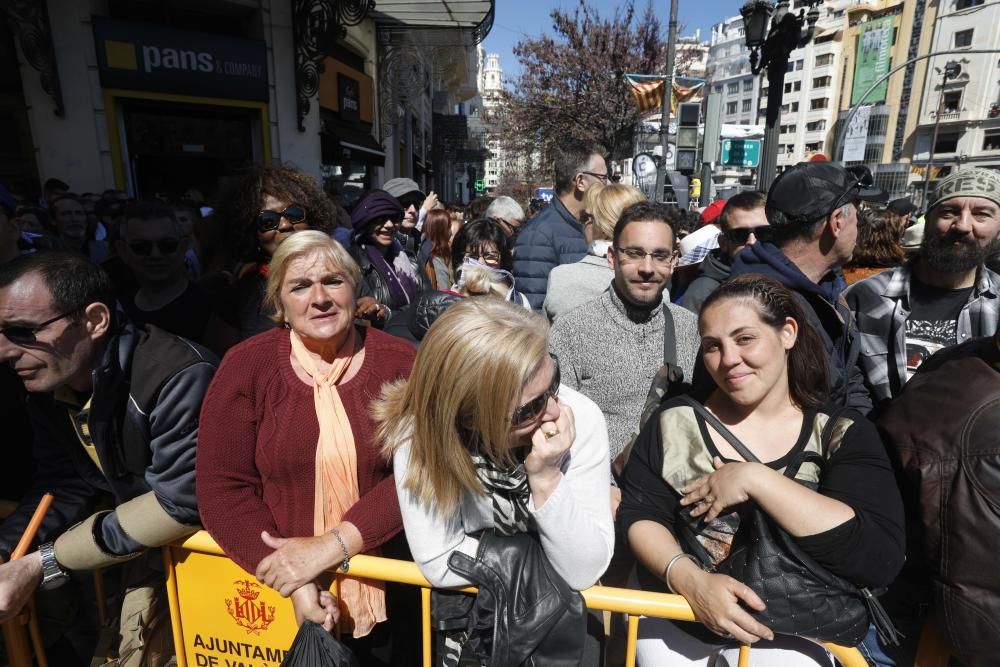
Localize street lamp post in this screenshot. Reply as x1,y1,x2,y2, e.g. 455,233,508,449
920,61,962,208
741,0,821,191
654,0,680,203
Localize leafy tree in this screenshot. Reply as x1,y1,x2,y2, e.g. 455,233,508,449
494,0,668,183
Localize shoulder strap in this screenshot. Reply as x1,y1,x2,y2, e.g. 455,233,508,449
662,304,677,366
678,395,761,464
819,406,849,458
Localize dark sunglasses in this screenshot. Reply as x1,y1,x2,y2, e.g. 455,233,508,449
398,194,424,210
512,356,561,426
128,238,180,256
0,310,76,345
257,204,307,232
830,166,876,213
724,226,771,244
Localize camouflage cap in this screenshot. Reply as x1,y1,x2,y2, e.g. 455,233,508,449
928,167,1000,212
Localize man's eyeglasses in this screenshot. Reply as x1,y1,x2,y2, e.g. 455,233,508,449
580,171,610,183
128,238,180,256
0,310,76,345
464,251,501,266
398,194,424,211
724,226,770,245
257,204,307,233
512,357,560,426
495,217,523,238
614,247,676,265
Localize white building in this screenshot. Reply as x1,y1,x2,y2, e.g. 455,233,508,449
912,0,1000,176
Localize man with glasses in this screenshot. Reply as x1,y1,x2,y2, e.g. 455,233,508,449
680,191,768,314
485,196,526,238
0,251,216,665
117,201,213,344
730,161,883,413
845,167,1000,410
549,202,700,471
514,144,609,309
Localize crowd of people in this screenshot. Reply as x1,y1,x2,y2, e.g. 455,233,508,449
0,147,997,667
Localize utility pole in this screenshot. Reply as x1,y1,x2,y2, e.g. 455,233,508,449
654,0,679,204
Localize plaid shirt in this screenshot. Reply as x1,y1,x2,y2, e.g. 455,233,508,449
844,260,1000,404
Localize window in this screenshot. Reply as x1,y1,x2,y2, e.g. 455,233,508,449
714,84,723,93
796,60,804,71
743,79,753,92
805,141,824,153
784,81,802,93
942,91,962,114
742,99,752,112
935,133,960,153
728,82,739,94
984,130,1000,151
761,87,769,97
810,98,829,110
780,104,790,114
780,124,797,134
806,119,826,132
727,101,738,114
955,29,973,47
957,0,984,8
813,76,832,88
815,54,834,67
787,61,795,73
790,102,800,112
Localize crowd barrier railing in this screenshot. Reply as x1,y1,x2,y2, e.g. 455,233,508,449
163,531,869,667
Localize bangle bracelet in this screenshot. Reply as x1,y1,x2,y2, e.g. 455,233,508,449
329,528,350,573
662,552,698,594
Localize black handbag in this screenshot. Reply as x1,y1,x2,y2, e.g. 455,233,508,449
677,397,899,647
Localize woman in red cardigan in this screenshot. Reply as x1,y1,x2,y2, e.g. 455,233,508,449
197,230,415,662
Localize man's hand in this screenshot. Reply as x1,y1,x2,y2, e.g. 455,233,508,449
0,553,42,622
421,191,439,212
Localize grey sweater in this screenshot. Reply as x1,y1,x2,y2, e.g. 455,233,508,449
549,286,700,460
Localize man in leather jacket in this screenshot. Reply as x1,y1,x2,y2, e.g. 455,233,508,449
0,251,216,665
877,327,1000,666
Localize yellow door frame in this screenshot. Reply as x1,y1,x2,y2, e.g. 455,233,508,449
102,88,271,191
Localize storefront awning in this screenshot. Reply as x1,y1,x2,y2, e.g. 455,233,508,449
373,0,494,43
321,116,385,167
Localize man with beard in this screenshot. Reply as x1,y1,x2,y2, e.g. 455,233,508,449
846,167,1000,409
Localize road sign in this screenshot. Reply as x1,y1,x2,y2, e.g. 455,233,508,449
720,139,762,168
474,179,485,191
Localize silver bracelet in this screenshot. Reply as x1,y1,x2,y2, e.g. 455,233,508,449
329,527,350,573
663,552,699,594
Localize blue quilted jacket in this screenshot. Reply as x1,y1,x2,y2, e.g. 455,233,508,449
512,197,588,310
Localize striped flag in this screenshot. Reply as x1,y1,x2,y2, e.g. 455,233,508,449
625,75,705,113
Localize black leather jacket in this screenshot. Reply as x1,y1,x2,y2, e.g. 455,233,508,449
437,531,586,667
351,243,429,311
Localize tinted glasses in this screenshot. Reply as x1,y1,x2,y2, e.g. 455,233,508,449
0,310,76,345
128,238,180,256
724,226,770,245
257,204,307,233
512,356,560,427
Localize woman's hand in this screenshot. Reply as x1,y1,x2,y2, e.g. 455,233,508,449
290,582,339,632
524,402,576,478
680,457,765,523
674,568,774,645
256,532,336,597
355,296,387,321
421,191,439,212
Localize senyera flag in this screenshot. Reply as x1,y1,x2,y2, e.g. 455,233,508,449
625,74,704,113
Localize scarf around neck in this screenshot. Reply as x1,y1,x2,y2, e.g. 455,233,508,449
470,452,531,536
289,328,386,638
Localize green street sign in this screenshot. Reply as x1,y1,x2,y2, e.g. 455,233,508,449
475,179,485,191
720,139,762,168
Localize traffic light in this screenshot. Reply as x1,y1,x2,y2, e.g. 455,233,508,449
676,102,700,175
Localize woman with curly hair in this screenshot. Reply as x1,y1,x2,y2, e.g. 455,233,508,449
842,208,905,285
206,163,342,352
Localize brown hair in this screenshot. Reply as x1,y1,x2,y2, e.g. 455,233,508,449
377,298,550,512
718,190,767,233
847,208,905,268
699,274,829,409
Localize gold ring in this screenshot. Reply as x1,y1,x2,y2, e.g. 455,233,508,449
704,496,714,505
543,427,560,440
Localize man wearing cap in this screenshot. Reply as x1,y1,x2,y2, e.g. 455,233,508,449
513,144,608,310
680,191,768,314
845,167,1000,408
731,161,882,413
382,177,437,262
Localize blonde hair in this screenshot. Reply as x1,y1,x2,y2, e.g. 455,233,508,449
456,264,510,299
377,298,550,512
583,183,646,240
263,230,361,323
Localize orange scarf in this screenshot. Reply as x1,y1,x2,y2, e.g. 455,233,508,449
289,328,386,638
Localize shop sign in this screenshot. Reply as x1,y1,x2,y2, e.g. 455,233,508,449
93,17,268,102
172,547,299,666
338,74,360,122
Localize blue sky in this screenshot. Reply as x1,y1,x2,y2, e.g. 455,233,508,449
483,0,738,82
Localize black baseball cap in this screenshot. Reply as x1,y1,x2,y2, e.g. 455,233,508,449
766,162,885,226
886,197,918,215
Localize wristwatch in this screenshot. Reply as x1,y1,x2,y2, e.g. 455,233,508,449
38,542,69,590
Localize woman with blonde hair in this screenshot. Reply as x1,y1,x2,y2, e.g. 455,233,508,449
379,298,614,663
543,183,646,320
197,230,417,663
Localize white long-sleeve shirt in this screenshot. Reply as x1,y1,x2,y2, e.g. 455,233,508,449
393,385,614,591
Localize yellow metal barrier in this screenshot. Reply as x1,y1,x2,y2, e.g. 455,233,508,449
164,531,868,667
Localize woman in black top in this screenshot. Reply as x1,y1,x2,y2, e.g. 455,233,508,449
620,275,904,665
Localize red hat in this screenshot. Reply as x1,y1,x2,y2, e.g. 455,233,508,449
701,199,726,224
810,153,828,162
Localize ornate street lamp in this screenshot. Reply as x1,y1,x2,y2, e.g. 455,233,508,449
741,0,821,190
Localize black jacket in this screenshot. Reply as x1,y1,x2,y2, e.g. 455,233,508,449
438,531,586,667
679,249,731,314
0,322,217,559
